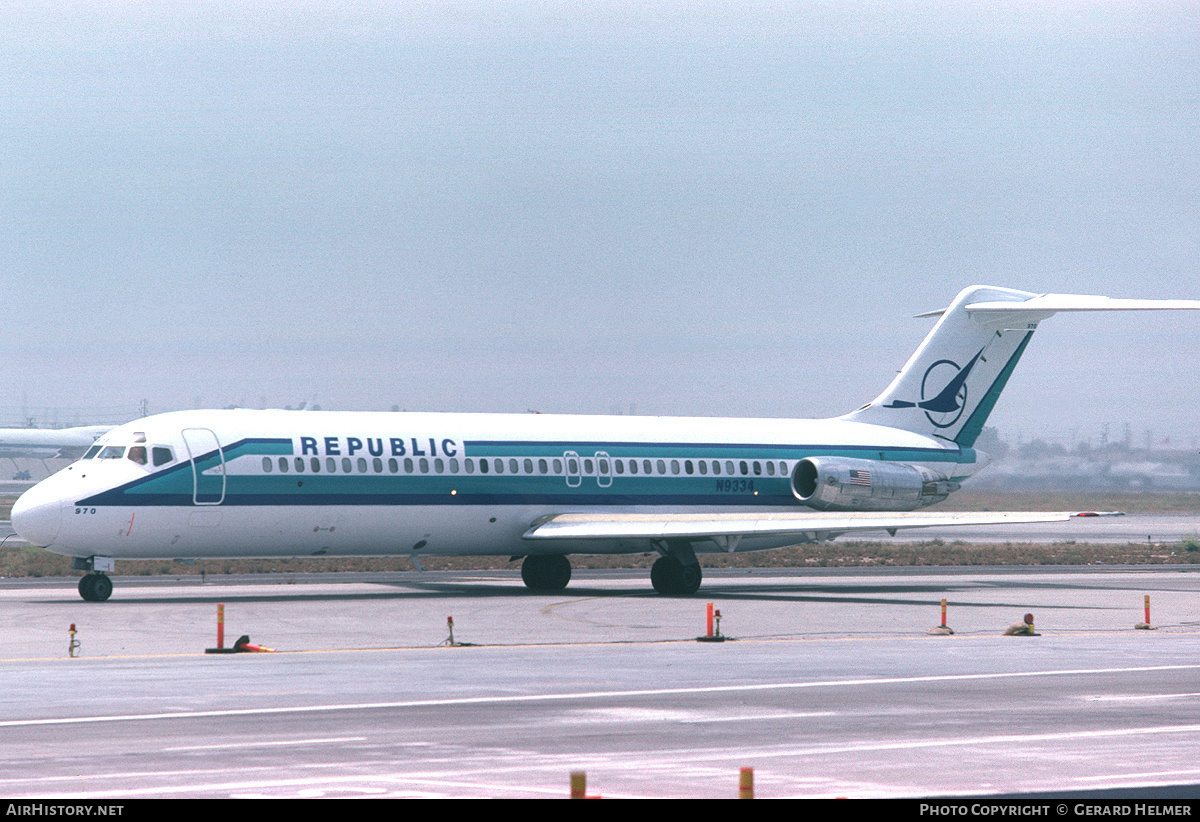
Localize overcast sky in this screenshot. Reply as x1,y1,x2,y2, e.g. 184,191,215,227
4,1,1198,447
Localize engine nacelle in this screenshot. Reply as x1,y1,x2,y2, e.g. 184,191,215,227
790,456,959,511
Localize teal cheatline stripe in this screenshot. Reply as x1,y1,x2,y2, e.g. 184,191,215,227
955,330,1034,448
236,438,293,456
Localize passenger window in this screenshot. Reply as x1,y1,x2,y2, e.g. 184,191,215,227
262,457,272,472
327,457,337,472
311,457,321,472
278,457,289,473
374,458,384,473
343,457,353,473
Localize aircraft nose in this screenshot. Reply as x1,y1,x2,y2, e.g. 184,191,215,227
11,484,64,547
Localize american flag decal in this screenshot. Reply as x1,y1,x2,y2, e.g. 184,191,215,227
848,469,872,487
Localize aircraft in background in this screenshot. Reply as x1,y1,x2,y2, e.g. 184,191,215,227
0,425,113,461
11,285,1200,601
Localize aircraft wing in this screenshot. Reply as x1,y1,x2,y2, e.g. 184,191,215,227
523,510,1120,545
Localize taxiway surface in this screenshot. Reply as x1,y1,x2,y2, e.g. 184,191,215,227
1,568,1198,799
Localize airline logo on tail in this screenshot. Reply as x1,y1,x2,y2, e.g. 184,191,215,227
881,347,985,429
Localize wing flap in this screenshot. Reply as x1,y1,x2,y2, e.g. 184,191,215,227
524,511,1121,542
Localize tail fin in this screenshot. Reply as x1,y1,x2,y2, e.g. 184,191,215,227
842,285,1200,447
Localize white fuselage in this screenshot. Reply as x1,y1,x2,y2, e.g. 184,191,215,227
11,408,986,562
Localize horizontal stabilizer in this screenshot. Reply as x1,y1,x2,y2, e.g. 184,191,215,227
849,285,1200,447
917,293,1200,319
968,294,1200,314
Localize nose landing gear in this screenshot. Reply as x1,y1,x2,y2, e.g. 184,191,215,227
78,573,113,602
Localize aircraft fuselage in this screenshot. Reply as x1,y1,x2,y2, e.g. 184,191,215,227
12,408,983,563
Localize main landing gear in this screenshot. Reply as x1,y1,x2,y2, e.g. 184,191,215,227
650,555,702,596
650,539,702,595
78,573,113,602
519,545,703,596
521,554,572,591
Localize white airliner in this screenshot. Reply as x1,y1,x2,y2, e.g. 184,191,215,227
0,425,112,461
11,285,1200,601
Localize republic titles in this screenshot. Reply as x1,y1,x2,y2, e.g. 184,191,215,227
298,435,459,459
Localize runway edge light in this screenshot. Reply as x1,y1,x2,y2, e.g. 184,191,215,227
696,602,729,642
1003,612,1039,636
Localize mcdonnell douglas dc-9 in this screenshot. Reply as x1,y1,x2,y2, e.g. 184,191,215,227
12,285,1200,601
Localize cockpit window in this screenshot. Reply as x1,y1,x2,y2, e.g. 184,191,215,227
152,447,174,467
127,446,148,465
83,445,102,460
97,446,126,459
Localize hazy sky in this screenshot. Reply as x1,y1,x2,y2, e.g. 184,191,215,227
5,1,1198,446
